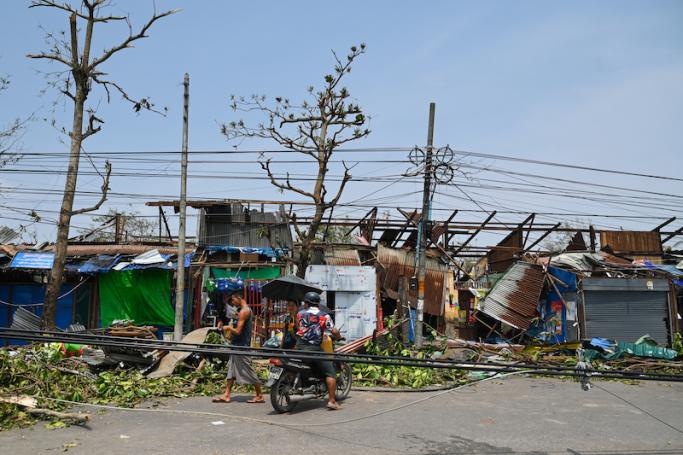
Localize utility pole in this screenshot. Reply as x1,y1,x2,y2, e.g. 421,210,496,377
114,213,124,243
415,102,435,348
174,73,189,341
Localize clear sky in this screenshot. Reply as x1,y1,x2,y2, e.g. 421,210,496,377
1,0,682,248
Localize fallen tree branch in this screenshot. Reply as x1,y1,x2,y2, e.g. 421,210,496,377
26,407,90,424
0,395,89,424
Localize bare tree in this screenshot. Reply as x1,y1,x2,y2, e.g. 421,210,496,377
221,44,370,276
78,208,157,242
0,75,27,168
28,0,176,327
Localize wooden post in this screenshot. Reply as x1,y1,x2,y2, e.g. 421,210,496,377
398,276,409,344
114,213,124,243
174,73,190,341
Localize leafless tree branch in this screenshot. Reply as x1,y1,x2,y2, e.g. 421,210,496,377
221,44,369,275
324,161,355,209
26,52,72,66
89,8,178,70
81,112,103,139
92,74,167,115
259,158,316,199
69,160,111,215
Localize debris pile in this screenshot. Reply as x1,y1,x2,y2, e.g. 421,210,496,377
0,335,266,431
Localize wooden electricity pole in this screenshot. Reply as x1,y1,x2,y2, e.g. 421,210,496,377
114,213,124,243
174,73,190,341
415,102,435,348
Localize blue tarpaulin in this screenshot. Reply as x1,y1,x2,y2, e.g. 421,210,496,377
642,261,683,286
206,245,286,258
66,254,121,273
643,261,683,276
9,251,55,269
9,250,193,272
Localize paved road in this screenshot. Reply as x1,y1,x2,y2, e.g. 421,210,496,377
2,376,683,454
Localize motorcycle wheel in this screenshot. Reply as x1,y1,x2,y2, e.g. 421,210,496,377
270,372,298,414
335,362,353,402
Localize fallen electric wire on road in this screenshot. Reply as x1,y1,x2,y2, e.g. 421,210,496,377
2,328,682,383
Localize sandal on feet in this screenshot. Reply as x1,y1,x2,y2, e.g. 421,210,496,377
327,402,341,410
247,397,265,404
212,397,231,403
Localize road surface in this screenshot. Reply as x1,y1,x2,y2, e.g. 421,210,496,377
2,376,682,454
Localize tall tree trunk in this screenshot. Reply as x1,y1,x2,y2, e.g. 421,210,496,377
296,206,325,278
43,88,85,327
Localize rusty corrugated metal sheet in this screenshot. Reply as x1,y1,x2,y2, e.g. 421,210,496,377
479,261,545,330
324,248,361,266
60,244,194,256
377,244,448,316
2,244,194,258
430,223,446,244
600,230,662,254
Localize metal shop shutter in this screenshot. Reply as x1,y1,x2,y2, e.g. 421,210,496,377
583,290,669,344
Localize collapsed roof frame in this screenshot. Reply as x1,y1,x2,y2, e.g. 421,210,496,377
146,200,683,257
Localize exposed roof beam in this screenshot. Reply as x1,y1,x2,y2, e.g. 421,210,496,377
523,222,561,252
453,211,497,255
662,226,683,244
522,213,536,249
653,217,676,232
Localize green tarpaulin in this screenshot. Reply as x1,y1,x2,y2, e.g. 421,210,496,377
211,266,281,280
99,269,175,327
585,335,678,362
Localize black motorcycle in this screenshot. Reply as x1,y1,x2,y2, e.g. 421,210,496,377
266,352,352,413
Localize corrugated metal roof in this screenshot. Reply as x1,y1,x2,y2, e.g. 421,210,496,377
10,251,55,269
197,204,292,249
59,244,193,256
479,261,545,330
324,248,361,266
0,226,20,244
377,244,448,316
11,307,42,331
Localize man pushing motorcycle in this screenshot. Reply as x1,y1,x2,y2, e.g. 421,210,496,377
295,291,343,410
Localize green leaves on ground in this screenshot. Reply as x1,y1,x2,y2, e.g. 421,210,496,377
0,346,238,431
352,332,465,389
